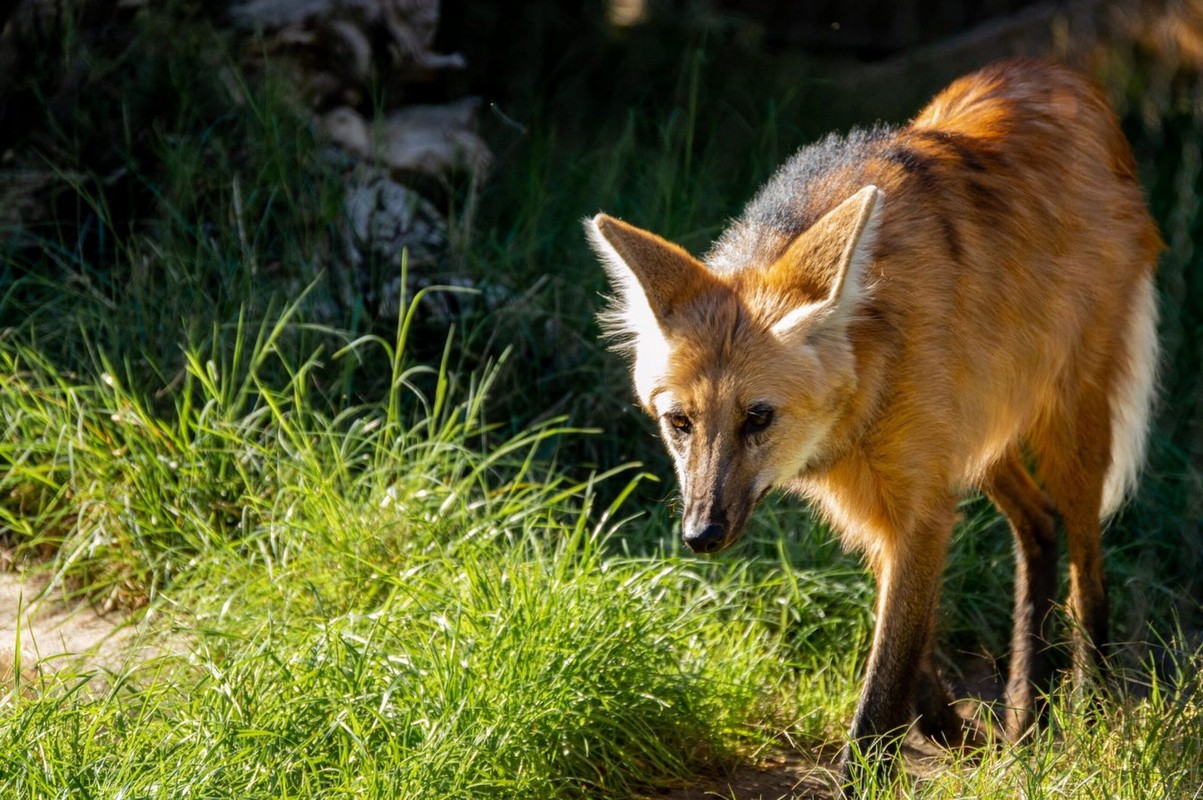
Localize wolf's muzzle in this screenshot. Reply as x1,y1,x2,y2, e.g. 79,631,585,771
682,522,726,553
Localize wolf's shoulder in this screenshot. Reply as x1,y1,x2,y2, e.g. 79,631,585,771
706,125,894,272
747,126,893,230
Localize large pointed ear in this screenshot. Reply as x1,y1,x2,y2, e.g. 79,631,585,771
766,185,883,338
586,214,714,342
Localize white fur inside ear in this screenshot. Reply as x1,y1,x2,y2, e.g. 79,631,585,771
630,327,671,408
586,215,672,406
586,215,659,353
832,185,883,313
769,300,828,339
771,185,883,341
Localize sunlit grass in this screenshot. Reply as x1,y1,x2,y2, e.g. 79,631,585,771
922,663,1203,799
0,279,873,797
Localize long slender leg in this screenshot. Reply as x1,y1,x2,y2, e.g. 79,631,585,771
1033,392,1112,690
913,607,986,749
984,448,1059,741
840,506,954,788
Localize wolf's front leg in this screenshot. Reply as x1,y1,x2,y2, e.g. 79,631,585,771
839,509,953,792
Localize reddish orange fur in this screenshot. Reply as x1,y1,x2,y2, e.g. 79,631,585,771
587,60,1162,784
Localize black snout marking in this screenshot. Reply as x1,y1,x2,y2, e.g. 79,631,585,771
684,522,726,553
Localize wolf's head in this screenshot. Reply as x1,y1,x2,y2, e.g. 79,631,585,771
587,186,882,553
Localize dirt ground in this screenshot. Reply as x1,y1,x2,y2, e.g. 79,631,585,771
647,750,840,800
644,733,971,800
0,569,138,690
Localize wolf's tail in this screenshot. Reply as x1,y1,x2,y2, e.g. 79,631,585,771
1102,273,1160,519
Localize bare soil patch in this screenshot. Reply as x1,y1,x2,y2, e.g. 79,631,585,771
645,733,972,800
0,569,139,690
646,749,840,800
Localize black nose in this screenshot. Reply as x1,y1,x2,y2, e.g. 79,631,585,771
683,523,725,553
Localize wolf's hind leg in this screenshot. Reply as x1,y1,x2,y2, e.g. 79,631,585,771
984,448,1059,741
1032,387,1112,691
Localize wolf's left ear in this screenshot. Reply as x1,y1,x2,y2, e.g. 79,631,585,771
586,214,714,339
768,185,883,338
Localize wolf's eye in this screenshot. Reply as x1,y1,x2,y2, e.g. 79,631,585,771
743,404,774,435
667,413,692,435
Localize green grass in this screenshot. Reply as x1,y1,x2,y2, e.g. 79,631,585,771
0,288,870,796
2,3,1202,798
6,289,1195,797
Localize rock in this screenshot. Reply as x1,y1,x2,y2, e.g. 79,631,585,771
338,164,447,317
320,106,374,157
321,98,492,183
231,0,467,107
377,99,492,178
0,168,69,229
1,0,492,327
232,0,492,315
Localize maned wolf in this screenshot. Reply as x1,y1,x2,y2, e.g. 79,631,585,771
587,59,1161,783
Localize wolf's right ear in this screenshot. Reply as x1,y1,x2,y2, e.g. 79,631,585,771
586,214,713,337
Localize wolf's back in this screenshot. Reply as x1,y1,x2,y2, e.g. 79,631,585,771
708,59,1162,512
